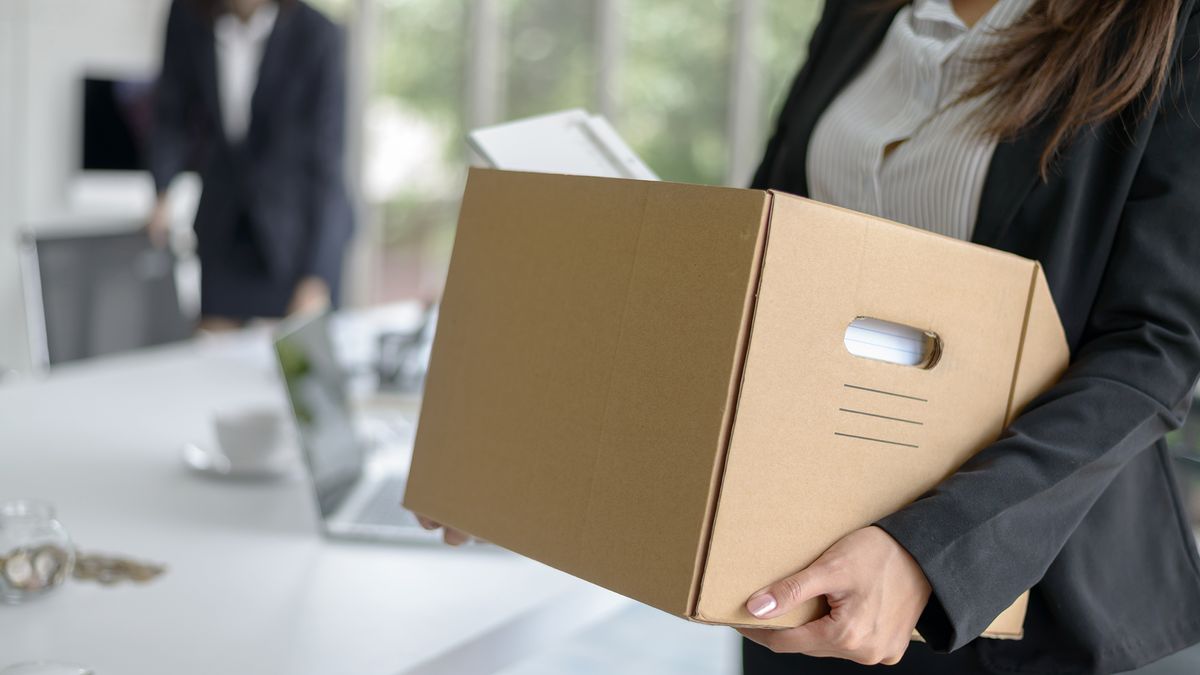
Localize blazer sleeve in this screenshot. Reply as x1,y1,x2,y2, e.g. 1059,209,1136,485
875,11,1200,652
300,24,353,288
749,0,842,190
149,0,193,194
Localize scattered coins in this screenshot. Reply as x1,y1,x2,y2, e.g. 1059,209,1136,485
0,546,165,594
72,553,166,586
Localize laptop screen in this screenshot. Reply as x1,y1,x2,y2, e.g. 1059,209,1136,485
274,312,366,517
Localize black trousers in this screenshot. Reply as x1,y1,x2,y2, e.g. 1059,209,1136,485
743,638,989,674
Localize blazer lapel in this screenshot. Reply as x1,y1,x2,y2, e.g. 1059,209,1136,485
971,123,1050,248
788,5,898,196
197,23,226,145
248,3,296,144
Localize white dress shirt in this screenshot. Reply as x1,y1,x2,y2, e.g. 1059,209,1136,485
214,2,279,144
806,0,1031,241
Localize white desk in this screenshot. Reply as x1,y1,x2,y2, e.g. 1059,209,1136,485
0,328,628,674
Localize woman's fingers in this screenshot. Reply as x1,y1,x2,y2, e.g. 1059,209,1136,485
737,615,840,656
443,528,471,546
745,558,840,619
735,527,928,665
739,611,910,665
414,513,472,546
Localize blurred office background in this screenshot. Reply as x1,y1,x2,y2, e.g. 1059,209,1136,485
0,2,817,672
0,0,820,374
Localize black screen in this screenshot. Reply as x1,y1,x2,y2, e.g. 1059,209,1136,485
81,76,156,171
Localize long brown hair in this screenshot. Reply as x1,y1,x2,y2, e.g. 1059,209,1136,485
889,0,1182,177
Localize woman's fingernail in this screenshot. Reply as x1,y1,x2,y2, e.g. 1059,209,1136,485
747,593,778,618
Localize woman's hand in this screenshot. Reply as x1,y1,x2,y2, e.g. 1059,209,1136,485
288,276,331,316
146,195,172,248
738,526,931,666
416,514,473,546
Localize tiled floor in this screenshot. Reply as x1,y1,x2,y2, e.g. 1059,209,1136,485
498,603,1200,675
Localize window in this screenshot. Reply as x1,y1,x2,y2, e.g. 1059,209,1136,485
363,0,468,301
311,0,824,303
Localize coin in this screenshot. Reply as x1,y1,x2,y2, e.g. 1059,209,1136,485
3,550,36,589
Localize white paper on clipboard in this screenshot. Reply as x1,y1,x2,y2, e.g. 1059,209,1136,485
467,109,659,181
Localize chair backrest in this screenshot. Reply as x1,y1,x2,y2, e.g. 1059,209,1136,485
20,227,192,368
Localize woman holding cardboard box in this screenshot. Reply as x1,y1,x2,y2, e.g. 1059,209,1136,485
419,0,1200,672
736,0,1200,672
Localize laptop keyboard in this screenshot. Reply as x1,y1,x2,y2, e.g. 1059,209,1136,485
354,475,421,528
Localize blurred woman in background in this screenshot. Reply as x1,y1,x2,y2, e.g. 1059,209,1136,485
148,0,353,330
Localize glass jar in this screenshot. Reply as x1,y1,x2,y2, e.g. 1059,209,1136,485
0,500,75,604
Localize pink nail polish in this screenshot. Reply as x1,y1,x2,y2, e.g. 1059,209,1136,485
747,593,777,618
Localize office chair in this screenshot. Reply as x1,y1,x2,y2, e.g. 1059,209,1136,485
19,227,193,368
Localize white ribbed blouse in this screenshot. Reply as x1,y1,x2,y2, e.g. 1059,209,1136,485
807,0,1032,241
214,2,278,144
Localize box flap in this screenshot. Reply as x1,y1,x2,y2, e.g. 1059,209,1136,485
405,169,770,616
979,591,1028,640
696,193,1040,627
1008,263,1070,423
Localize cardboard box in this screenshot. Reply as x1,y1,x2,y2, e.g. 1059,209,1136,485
404,169,1068,639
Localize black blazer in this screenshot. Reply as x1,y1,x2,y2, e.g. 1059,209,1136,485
752,2,1200,673
150,0,352,289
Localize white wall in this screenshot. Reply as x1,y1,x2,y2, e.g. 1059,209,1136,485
0,1,29,374
0,0,171,373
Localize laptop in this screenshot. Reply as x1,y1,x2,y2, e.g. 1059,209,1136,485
274,310,438,543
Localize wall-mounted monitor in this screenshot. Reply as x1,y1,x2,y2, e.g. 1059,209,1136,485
81,75,156,172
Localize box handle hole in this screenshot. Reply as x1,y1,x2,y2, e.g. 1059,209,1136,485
844,317,942,369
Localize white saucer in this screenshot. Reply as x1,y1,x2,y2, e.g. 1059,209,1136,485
181,443,294,480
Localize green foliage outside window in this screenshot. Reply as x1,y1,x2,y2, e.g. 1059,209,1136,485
309,0,824,299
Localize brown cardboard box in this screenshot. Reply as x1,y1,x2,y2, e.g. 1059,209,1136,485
404,168,1068,639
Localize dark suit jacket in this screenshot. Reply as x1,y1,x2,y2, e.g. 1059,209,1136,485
751,2,1200,673
150,0,352,292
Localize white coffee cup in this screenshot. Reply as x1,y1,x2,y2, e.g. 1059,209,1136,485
212,407,290,472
